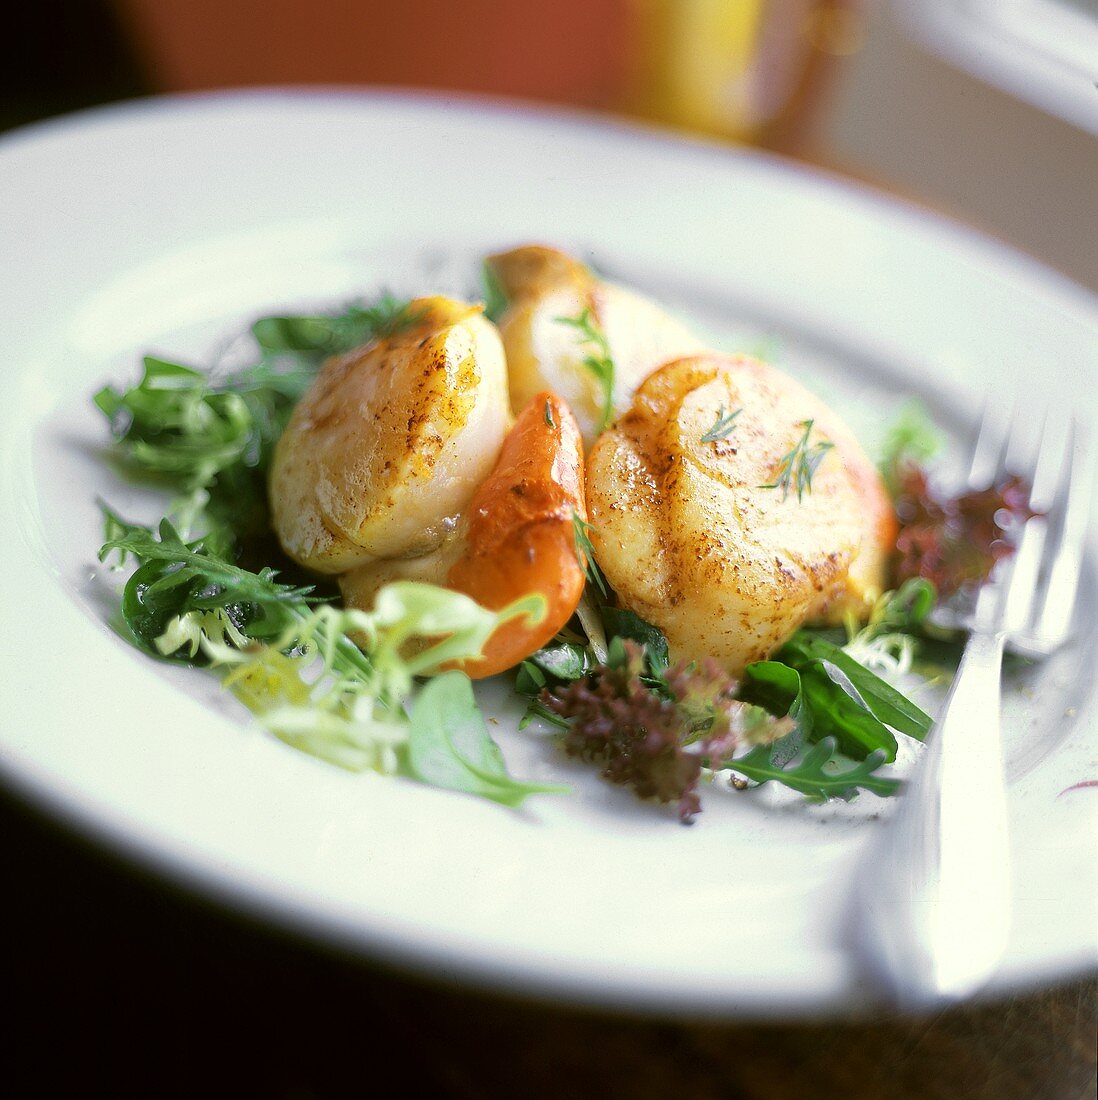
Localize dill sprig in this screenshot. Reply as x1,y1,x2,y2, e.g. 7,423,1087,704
700,405,742,443
760,418,834,502
555,307,615,433
571,512,608,597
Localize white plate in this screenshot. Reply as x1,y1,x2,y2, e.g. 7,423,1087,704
1,91,1095,1019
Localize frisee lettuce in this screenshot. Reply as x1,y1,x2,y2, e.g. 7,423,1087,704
93,291,562,808
95,294,424,549
98,505,553,799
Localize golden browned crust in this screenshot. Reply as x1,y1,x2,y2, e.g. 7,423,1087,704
587,354,894,672
269,297,510,573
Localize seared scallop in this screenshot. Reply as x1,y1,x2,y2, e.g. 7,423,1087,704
586,354,896,672
269,297,511,575
270,296,589,677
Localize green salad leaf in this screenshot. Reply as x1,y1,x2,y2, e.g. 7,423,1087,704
251,293,422,357
598,607,670,673
781,634,931,741
98,507,310,656
95,357,254,486
95,294,422,551
407,672,567,806
480,260,509,324
97,502,555,801
739,658,899,761
878,398,941,498
739,579,935,767
725,737,900,801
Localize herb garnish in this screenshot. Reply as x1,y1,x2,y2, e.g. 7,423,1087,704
555,307,615,432
571,512,608,597
760,418,834,502
700,405,742,443
544,399,555,428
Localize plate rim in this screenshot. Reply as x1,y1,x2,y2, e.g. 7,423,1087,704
1,88,1095,1020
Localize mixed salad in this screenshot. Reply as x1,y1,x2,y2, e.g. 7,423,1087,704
93,247,1031,822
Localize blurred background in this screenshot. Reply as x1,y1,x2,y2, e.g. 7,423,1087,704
3,2,1095,1095
4,0,1096,290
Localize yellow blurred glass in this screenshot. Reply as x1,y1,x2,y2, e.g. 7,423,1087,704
626,0,867,148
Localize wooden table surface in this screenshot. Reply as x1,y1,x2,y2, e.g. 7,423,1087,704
3,784,1093,1098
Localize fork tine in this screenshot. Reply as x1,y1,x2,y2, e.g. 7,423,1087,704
1001,414,1062,635
1026,410,1067,513
1031,418,1094,647
967,398,1013,492
967,399,1019,629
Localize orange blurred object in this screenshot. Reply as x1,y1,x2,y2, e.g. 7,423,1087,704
114,0,631,107
115,0,865,156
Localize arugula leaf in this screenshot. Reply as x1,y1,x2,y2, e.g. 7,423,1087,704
738,660,803,719
96,293,420,552
514,639,594,730
739,657,898,760
523,639,595,684
95,357,254,487
406,672,567,805
251,294,423,357
598,606,669,673
799,664,900,759
99,510,311,658
740,602,934,768
779,633,931,741
725,736,900,801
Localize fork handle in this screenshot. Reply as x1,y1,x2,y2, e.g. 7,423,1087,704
854,629,1011,1009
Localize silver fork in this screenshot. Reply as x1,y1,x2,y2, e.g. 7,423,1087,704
851,402,1093,1010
